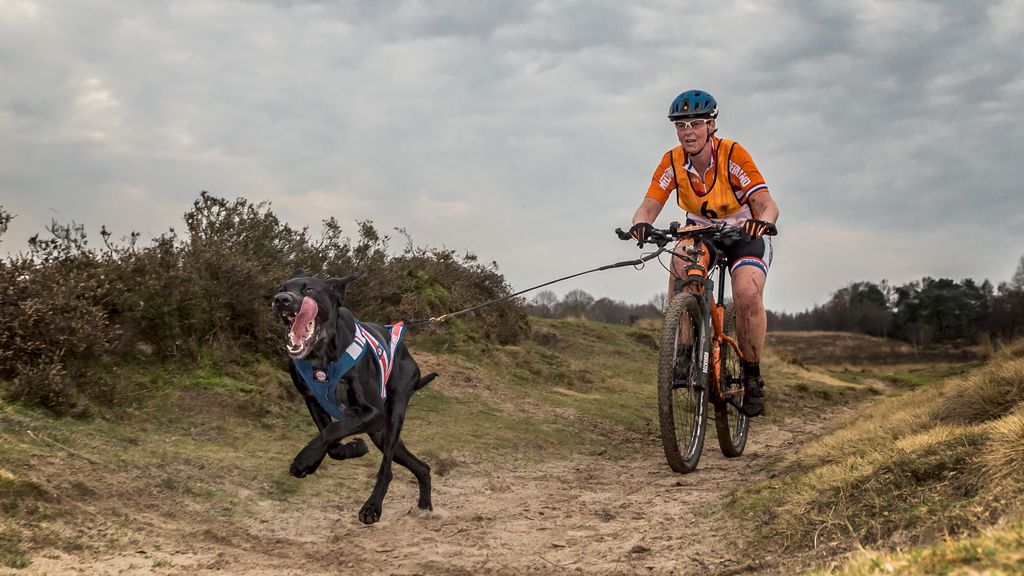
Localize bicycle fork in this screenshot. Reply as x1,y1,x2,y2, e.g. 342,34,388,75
684,264,747,409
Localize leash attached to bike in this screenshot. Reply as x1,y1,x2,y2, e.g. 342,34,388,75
403,249,667,327
403,220,776,328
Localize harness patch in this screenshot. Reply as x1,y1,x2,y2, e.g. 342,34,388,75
293,320,406,421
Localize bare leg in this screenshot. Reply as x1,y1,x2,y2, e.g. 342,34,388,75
731,266,767,362
669,238,705,345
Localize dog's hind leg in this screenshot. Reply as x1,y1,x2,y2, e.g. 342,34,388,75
392,440,432,511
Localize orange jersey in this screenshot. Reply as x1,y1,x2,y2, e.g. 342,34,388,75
645,137,769,225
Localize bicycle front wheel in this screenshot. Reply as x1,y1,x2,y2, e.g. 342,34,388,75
714,304,749,457
658,292,708,474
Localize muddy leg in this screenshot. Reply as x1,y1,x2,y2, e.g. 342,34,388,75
731,266,767,362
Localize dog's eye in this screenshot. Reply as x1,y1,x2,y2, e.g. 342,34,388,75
304,288,316,295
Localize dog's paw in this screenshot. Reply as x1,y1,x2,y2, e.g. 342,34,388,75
328,438,369,461
417,499,433,511
290,449,324,478
358,502,382,525
289,460,308,478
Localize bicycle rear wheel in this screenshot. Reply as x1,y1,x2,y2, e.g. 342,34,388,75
658,292,708,474
714,304,749,457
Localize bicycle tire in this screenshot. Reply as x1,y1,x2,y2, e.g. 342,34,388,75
658,292,708,474
714,303,749,457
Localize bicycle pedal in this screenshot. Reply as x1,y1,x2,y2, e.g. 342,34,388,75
728,397,753,414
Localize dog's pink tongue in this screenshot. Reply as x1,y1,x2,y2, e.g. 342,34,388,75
290,296,318,346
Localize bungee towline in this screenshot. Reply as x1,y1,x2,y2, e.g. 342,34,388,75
402,250,667,327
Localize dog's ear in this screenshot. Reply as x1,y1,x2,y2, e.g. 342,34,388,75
326,271,361,302
290,267,309,279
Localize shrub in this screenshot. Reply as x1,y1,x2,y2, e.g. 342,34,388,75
0,193,527,411
0,224,122,411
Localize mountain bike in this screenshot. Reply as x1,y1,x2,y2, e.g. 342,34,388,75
615,221,778,473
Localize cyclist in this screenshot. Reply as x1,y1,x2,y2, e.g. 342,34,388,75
628,89,779,416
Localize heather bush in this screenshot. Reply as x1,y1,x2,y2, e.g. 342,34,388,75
0,222,122,410
0,193,527,411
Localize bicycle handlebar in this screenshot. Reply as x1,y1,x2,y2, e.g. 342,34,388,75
615,221,777,247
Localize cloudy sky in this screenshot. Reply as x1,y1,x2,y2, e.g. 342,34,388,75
1,0,1021,312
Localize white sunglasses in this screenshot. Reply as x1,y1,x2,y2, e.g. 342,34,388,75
672,118,713,130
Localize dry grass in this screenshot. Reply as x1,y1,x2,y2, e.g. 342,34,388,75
936,356,1024,424
998,337,1024,359
979,408,1024,492
739,337,1024,569
789,388,941,471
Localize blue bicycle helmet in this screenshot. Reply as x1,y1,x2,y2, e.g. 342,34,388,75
667,90,718,120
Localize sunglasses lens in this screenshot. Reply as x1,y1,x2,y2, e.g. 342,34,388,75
674,119,708,130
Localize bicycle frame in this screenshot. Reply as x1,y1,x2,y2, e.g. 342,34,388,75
675,247,746,405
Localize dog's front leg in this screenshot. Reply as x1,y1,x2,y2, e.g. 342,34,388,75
328,438,369,461
359,451,394,524
290,408,382,478
290,433,328,478
359,410,409,524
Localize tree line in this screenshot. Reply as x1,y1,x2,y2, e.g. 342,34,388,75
525,256,1024,347
525,289,664,324
768,257,1024,345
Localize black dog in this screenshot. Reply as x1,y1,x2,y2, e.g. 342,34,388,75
272,269,437,524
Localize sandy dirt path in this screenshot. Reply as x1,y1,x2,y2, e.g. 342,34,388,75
22,412,829,576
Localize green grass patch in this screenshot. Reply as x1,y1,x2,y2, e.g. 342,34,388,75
0,474,53,519
0,525,30,569
191,368,262,394
404,387,620,461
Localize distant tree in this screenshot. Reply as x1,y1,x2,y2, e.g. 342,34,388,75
848,281,892,337
992,257,1024,339
992,281,1024,339
588,297,629,324
527,290,559,318
1012,254,1024,290
560,289,595,318
649,292,669,313
0,206,11,243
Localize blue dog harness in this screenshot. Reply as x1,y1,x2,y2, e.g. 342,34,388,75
292,321,405,421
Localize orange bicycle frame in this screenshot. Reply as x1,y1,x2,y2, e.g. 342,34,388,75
673,237,746,403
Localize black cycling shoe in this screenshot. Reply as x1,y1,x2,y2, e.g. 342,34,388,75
742,376,766,417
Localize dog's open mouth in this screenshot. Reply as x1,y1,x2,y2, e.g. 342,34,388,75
283,296,319,358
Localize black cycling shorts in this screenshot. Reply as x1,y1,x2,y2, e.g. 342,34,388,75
686,219,774,276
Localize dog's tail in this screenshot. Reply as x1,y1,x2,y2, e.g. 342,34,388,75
414,373,438,391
